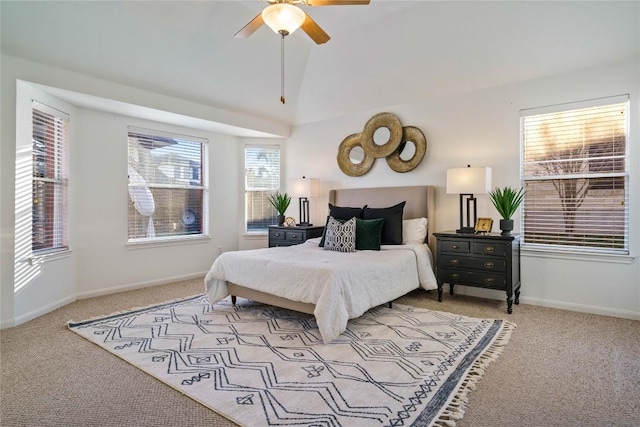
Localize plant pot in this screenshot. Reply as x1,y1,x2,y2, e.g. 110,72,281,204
499,219,514,236
277,215,285,226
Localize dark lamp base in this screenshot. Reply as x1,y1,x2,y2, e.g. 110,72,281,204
456,226,476,234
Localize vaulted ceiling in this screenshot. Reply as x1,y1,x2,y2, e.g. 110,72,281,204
2,1,638,128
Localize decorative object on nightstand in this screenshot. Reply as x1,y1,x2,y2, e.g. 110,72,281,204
488,185,525,236
288,176,319,226
268,225,324,247
434,231,522,314
284,216,296,227
446,165,492,234
267,191,291,226
474,217,493,234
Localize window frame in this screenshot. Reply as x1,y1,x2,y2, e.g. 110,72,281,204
520,95,630,257
31,101,70,256
126,126,209,245
244,144,282,234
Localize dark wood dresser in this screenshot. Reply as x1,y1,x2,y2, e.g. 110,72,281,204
434,231,522,313
268,225,324,247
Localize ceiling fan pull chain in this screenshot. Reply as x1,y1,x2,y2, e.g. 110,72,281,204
280,32,286,104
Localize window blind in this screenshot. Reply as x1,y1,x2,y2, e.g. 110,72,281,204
521,97,629,254
127,127,207,241
32,102,69,254
245,145,280,231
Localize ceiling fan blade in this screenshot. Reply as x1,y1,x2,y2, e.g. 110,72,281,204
301,13,330,44
307,0,370,5
234,13,264,39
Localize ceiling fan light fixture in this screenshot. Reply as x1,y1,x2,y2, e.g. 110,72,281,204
262,3,306,36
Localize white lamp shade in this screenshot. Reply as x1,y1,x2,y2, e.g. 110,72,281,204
262,4,306,35
446,167,492,194
288,177,319,198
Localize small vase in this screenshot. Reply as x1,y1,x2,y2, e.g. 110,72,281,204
277,215,285,226
499,219,514,236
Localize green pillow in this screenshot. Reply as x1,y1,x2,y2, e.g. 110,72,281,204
319,216,384,250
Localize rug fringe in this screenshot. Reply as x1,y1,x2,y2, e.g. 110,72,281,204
431,320,517,427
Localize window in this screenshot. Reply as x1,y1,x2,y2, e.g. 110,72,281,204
244,145,280,232
127,127,207,242
521,96,629,254
32,103,69,254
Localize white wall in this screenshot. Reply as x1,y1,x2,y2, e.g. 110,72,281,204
287,58,640,320
0,55,272,327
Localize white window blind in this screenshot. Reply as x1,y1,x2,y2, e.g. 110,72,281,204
521,96,629,254
245,145,280,232
32,102,69,254
127,127,207,242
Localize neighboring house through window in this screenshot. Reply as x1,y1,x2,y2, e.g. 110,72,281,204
127,127,208,242
521,95,629,254
32,103,69,254
245,145,281,232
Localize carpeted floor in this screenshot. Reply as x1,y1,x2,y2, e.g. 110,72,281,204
1,278,639,427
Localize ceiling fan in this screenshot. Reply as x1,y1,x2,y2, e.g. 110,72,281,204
235,0,371,45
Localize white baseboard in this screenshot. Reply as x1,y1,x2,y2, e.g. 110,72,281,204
445,286,640,321
3,271,208,329
12,294,77,327
75,271,207,300
519,296,640,321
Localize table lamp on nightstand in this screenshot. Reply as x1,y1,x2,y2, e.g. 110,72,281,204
446,165,492,234
288,176,319,226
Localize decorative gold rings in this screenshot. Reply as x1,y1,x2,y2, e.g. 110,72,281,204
337,112,427,175
386,126,427,173
337,133,375,177
360,112,403,158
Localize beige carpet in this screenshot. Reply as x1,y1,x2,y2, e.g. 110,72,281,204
2,278,639,426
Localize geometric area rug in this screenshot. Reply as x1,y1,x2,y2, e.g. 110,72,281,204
68,295,515,427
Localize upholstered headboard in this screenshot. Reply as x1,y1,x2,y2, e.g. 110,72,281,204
328,186,436,252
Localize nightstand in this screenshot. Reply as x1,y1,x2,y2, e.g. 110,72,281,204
434,231,522,313
268,225,324,247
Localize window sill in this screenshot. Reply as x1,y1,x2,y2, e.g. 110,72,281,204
242,232,267,240
28,249,73,265
126,234,211,249
522,247,635,264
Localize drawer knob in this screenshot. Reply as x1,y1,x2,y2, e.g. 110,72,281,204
450,259,459,265
274,232,281,237
450,273,460,279
451,244,460,250
484,278,495,284
291,234,299,239
484,261,495,269
484,246,495,253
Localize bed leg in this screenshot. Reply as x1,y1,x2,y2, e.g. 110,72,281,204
387,301,392,308
231,295,237,306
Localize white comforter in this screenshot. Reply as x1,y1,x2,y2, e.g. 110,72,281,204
204,238,438,343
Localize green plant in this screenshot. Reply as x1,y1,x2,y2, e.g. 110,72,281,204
488,186,525,220
268,191,291,215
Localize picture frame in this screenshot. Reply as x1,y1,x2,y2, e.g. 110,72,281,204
474,217,493,234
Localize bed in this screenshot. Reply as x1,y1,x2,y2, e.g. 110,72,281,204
204,185,437,343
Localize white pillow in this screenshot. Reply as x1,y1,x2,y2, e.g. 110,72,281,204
403,217,428,244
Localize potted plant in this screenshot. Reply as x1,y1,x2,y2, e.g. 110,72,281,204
268,191,291,226
488,186,525,235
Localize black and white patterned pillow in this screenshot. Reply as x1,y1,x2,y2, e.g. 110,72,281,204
323,217,356,252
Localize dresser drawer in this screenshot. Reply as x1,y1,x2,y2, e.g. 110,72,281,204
440,240,471,254
440,254,506,272
472,241,507,257
285,230,304,242
269,229,286,241
440,269,507,290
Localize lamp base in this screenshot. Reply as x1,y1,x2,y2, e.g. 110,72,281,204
297,222,313,227
456,226,476,234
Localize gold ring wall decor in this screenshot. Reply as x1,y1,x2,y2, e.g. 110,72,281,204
337,112,428,175
337,133,375,177
360,112,403,158
386,126,427,173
